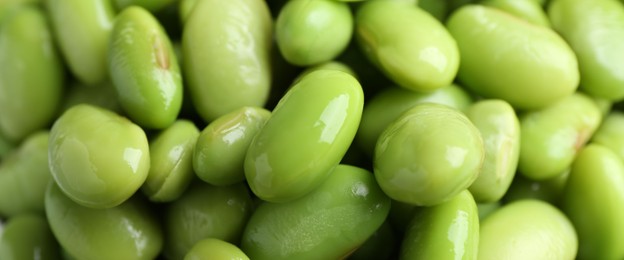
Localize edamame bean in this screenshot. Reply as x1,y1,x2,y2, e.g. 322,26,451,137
466,100,520,202
184,238,250,260
478,200,578,260
356,0,459,92
48,104,150,208
447,5,579,109
518,93,601,180
46,0,115,85
276,0,352,66
481,0,551,27
245,70,364,203
592,111,624,161
109,6,182,129
400,190,479,260
0,132,51,218
560,144,624,260
183,0,272,122
164,182,253,260
357,84,473,156
0,5,64,142
241,165,391,260
142,120,199,202
45,183,163,260
374,103,484,206
194,107,271,186
0,214,60,260
549,0,624,101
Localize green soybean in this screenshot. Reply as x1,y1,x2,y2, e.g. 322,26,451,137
241,165,391,260
48,104,150,209
447,5,579,110
109,6,182,129
466,100,520,202
481,0,551,27
276,0,352,66
400,190,479,260
194,107,271,186
0,5,64,142
356,0,459,92
164,182,253,260
142,120,199,202
561,144,624,260
592,111,624,161
245,70,364,203
184,238,250,260
478,200,578,260
549,0,624,101
0,132,51,217
45,183,163,260
357,84,473,156
374,103,484,206
0,214,60,260
518,93,601,180
183,0,272,122
46,0,115,85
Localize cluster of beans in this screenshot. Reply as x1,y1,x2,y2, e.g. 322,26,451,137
1,0,624,259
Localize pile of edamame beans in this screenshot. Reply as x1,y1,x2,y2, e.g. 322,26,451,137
1,0,623,259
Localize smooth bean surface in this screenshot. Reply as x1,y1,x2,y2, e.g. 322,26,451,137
48,104,150,208
46,0,115,85
183,0,272,122
194,107,270,186
109,6,183,129
549,0,624,101
466,100,520,202
561,144,624,260
142,120,199,202
245,70,364,203
374,103,484,206
242,165,390,260
518,93,601,180
356,0,459,92
400,190,479,260
45,183,163,260
276,0,352,66
447,5,578,109
478,200,577,260
0,5,63,142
